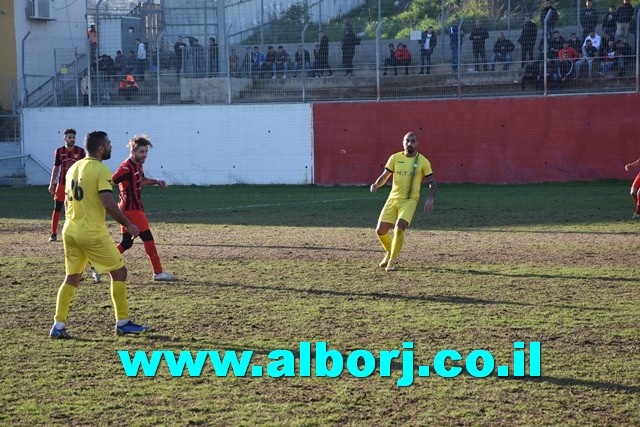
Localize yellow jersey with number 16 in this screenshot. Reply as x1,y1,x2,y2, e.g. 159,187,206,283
63,157,114,238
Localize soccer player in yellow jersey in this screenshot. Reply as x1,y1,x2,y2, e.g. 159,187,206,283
370,131,437,271
49,131,149,338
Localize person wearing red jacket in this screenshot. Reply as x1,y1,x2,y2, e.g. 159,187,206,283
394,43,412,75
557,42,580,61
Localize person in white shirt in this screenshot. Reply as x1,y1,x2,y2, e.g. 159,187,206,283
135,38,147,81
582,29,601,51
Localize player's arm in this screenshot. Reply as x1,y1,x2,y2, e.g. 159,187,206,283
141,177,168,188
423,173,437,214
624,157,640,171
370,169,392,193
99,191,140,237
48,165,61,194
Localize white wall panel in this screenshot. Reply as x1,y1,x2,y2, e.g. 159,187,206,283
23,104,313,185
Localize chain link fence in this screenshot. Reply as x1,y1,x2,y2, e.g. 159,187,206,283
22,1,640,107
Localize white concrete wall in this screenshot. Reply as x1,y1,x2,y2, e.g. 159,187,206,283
23,104,314,185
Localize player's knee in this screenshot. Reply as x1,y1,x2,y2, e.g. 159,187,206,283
396,219,409,230
54,201,64,212
139,230,154,242
120,234,134,250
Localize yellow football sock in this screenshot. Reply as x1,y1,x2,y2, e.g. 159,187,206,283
377,232,392,253
389,227,405,261
110,280,129,321
54,283,77,323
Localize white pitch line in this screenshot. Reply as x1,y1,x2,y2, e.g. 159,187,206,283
146,197,373,216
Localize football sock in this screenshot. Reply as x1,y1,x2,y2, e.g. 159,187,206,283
377,232,392,253
110,280,129,321
116,244,125,254
389,227,405,261
54,282,76,323
143,241,163,274
51,211,61,235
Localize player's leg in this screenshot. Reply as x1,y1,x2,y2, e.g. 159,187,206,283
86,235,149,335
50,234,86,338
631,173,640,218
50,184,66,241
376,199,397,268
132,211,178,281
386,200,418,271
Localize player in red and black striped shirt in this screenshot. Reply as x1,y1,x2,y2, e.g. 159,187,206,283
48,128,85,241
112,135,177,282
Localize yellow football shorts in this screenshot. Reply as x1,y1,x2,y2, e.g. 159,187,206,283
378,198,418,226
63,232,124,275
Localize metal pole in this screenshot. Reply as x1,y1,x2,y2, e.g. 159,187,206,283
457,17,464,97
96,0,103,105
636,9,640,92
260,0,264,46
157,31,164,105
375,19,383,101
21,31,31,107
53,49,58,106
218,0,228,78
543,9,552,96
302,22,309,103
441,0,446,57
378,0,381,23
226,24,233,104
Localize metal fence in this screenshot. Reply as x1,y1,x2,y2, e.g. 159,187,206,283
23,2,640,107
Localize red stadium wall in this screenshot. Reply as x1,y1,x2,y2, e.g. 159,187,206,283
313,94,639,185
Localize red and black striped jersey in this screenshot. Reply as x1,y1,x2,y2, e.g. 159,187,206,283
112,158,145,211
54,145,85,184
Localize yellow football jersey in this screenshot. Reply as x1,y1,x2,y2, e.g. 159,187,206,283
385,152,433,200
62,157,114,238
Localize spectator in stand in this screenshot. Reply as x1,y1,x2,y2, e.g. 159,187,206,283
418,26,437,75
264,46,276,78
317,31,334,77
614,39,632,75
311,42,320,77
540,0,560,39
251,46,266,78
125,50,136,75
602,6,617,37
448,18,464,73
518,16,538,69
580,0,599,40
208,37,219,77
583,29,602,51
558,41,580,61
341,20,360,77
599,32,615,55
242,47,252,78
98,54,115,81
548,31,566,58
229,48,240,77
383,43,397,75
114,50,125,80
491,32,515,71
88,24,98,69
135,39,146,82
575,39,598,78
600,39,618,75
293,45,311,78
615,0,635,42
469,19,490,72
394,43,412,75
119,74,139,101
555,51,575,82
174,36,187,77
273,45,289,79
567,33,582,51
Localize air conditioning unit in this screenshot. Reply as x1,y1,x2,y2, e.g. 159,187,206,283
29,0,56,20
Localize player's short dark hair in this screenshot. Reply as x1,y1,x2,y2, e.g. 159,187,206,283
127,134,153,150
85,131,108,154
64,128,77,136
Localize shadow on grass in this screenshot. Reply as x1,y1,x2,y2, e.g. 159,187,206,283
434,266,637,284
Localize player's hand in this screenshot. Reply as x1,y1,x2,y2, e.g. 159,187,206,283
48,184,55,195
126,223,140,238
157,179,168,188
424,198,434,214
370,184,377,193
